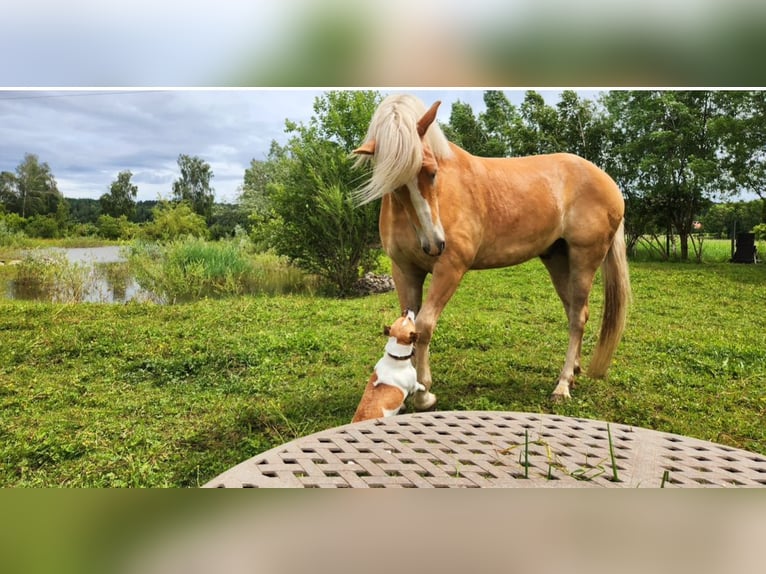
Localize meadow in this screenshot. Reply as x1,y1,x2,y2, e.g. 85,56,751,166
1,244,764,487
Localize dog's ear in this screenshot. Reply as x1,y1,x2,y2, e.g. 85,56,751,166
383,325,391,336
409,332,419,343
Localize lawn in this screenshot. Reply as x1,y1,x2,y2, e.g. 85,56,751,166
1,259,764,487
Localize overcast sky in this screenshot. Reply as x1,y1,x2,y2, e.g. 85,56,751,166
0,89,576,203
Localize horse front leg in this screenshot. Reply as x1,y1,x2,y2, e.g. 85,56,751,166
411,263,466,411
391,262,426,314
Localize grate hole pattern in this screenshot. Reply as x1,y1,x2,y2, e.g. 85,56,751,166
204,411,766,489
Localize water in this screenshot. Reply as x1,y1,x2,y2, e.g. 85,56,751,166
3,246,151,303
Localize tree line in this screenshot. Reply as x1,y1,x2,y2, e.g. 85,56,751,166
0,153,247,240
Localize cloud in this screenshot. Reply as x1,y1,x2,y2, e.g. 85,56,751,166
0,90,325,202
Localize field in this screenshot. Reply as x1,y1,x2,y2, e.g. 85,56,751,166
1,257,765,487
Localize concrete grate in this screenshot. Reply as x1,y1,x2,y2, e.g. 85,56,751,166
204,411,766,488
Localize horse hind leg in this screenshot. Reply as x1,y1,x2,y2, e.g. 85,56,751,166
543,244,600,400
541,241,583,379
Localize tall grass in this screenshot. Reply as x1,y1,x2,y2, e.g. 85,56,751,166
125,238,317,303
13,251,96,303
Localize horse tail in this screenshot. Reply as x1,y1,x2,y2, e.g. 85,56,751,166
588,219,631,379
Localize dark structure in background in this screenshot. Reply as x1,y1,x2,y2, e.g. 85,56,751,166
731,232,757,263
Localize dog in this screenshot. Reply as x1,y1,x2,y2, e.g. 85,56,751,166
352,309,435,422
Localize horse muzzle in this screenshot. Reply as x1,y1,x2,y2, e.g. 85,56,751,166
422,239,446,257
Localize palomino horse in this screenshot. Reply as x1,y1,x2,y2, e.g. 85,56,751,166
353,94,630,406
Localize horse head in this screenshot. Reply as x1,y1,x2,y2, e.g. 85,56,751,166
353,98,447,257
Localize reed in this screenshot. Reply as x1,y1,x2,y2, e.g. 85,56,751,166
126,238,317,303
13,251,95,303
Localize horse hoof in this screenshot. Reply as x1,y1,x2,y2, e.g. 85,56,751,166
550,384,572,402
412,391,437,411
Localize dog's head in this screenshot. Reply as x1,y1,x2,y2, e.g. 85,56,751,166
383,309,418,345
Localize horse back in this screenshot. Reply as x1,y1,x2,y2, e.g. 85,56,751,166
442,151,624,268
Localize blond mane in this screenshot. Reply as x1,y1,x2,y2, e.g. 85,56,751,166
353,94,453,206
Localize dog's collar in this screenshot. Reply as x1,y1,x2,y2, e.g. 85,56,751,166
387,350,415,361
385,338,414,361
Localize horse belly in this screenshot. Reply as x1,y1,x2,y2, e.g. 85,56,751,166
471,194,563,269
472,228,560,269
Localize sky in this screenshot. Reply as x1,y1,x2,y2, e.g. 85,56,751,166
0,89,576,204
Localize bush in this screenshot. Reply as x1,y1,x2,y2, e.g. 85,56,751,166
69,222,99,238
0,214,27,247
24,215,61,238
268,178,379,296
97,214,136,240
140,202,209,241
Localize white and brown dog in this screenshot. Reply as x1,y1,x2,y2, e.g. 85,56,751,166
352,309,435,423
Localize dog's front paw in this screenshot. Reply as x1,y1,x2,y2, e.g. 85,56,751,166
412,390,437,411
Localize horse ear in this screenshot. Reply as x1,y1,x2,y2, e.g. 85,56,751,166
353,139,376,155
417,101,441,137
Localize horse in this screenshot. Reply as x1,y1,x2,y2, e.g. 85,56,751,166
353,93,630,406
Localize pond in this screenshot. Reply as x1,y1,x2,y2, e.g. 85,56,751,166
2,246,151,303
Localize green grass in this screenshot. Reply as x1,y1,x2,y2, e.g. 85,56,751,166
1,259,764,487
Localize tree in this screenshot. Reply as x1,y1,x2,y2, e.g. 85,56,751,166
239,141,291,226
172,154,215,221
443,92,522,158
514,91,563,156
442,101,492,156
100,170,138,219
555,90,608,164
602,91,723,261
701,200,763,238
4,154,63,218
714,91,766,222
599,91,657,254
0,171,16,210
478,90,521,157
68,198,102,225
97,214,136,240
252,90,382,295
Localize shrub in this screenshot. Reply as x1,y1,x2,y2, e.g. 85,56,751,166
140,202,209,241
0,214,27,247
24,215,61,238
97,214,137,240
